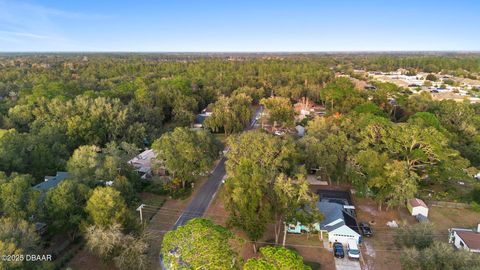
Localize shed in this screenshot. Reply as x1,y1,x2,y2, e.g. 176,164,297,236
407,198,429,218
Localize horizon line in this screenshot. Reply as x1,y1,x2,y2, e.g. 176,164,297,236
1,50,480,54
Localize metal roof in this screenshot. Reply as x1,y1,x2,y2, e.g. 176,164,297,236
33,172,69,190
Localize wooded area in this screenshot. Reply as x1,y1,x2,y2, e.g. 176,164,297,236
0,53,479,269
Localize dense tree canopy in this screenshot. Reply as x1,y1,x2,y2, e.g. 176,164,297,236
224,131,321,251
44,180,90,240
161,218,241,269
244,246,311,270
85,187,130,229
0,218,51,270
260,96,295,128
152,127,221,188
0,173,40,219
204,93,253,134
0,54,479,267
401,241,480,270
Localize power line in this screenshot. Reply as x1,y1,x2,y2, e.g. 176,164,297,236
140,204,459,234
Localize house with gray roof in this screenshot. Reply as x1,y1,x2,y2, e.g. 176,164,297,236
287,199,361,245
33,172,69,191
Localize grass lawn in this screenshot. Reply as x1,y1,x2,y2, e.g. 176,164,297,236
428,206,480,234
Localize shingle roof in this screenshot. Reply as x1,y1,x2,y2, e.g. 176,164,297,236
456,230,480,250
317,201,344,229
33,172,69,190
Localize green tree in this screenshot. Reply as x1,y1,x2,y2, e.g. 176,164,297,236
224,131,300,251
0,174,40,219
301,116,353,184
273,174,323,245
260,96,295,128
400,241,480,270
204,93,253,134
319,78,363,113
244,246,311,270
45,180,90,240
152,127,221,188
67,142,141,192
0,129,30,175
85,187,129,228
395,222,435,250
161,218,241,270
232,86,266,102
67,145,101,184
0,218,47,270
0,218,40,255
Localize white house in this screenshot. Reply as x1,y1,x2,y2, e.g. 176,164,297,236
407,198,429,218
449,226,480,253
287,200,361,245
128,149,157,179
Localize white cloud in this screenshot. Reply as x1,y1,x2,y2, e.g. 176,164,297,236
0,0,107,51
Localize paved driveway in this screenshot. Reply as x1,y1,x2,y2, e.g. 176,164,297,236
334,258,361,270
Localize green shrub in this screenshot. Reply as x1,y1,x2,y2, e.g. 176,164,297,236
471,201,480,212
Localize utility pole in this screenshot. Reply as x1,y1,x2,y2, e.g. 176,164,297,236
136,204,145,223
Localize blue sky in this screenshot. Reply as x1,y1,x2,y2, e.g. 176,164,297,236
0,0,479,52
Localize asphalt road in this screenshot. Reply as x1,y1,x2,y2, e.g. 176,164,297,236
172,106,263,229
172,157,226,229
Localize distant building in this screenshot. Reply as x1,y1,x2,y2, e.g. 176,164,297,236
294,97,325,120
33,172,69,191
449,226,480,253
193,107,213,128
128,149,158,179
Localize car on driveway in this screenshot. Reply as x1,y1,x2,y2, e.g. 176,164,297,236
359,222,373,237
347,239,360,260
333,242,345,258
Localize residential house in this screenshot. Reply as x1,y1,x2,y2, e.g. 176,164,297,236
128,149,159,179
33,172,69,191
32,172,69,235
293,97,325,121
193,107,213,128
449,225,480,253
287,200,361,245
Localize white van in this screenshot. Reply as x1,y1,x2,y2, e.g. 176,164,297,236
347,239,360,260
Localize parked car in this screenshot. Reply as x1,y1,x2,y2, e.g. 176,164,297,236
347,239,360,260
359,222,373,237
333,242,345,259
